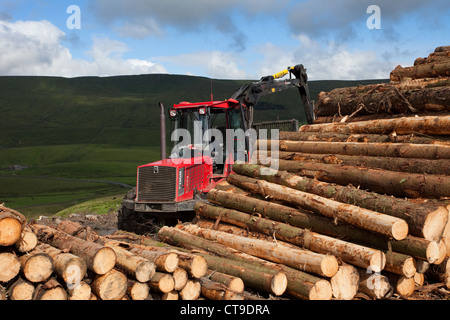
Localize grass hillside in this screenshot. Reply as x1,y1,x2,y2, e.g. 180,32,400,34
0,74,387,218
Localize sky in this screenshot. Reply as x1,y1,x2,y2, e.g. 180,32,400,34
0,0,449,80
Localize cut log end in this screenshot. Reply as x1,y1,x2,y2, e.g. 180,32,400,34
322,255,340,277
0,252,21,283
91,269,128,301
15,228,38,253
392,220,409,241
270,272,288,296
190,256,208,279
423,206,449,242
22,253,54,283
68,282,92,300
426,241,441,264
369,251,386,272
135,260,156,283
92,247,117,275
402,257,417,279
160,252,179,273
0,217,23,246
179,280,201,300
309,279,333,301
331,265,360,300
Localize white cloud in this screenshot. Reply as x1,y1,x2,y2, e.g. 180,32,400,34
156,51,247,79
252,35,396,81
0,19,168,77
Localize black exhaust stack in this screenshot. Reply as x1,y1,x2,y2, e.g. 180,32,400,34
160,102,167,159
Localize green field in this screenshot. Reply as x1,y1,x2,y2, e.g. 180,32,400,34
0,74,387,218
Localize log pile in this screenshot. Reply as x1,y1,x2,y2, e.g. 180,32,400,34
312,45,450,123
0,204,220,300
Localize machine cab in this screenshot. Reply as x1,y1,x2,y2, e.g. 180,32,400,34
168,99,251,176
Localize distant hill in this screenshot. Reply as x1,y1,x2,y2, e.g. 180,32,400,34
0,74,387,148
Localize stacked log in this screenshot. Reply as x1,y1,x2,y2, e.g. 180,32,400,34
0,205,215,301
312,45,450,123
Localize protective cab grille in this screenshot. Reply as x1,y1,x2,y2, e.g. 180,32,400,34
137,166,177,203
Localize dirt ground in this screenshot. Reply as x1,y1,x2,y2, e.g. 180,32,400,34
52,211,449,301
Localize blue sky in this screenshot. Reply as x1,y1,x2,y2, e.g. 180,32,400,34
0,0,449,80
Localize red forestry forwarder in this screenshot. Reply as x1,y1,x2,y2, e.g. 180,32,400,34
119,65,315,232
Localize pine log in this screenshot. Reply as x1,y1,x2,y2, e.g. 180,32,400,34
357,268,393,300
232,163,448,241
279,130,450,145
149,272,175,294
0,206,26,246
387,273,416,297
173,267,189,291
208,188,441,263
102,242,155,282
7,277,35,300
176,251,208,279
90,269,128,300
299,115,450,136
161,291,179,300
261,139,450,160
158,226,288,297
258,156,450,199
127,280,150,300
179,280,201,300
314,85,450,117
436,240,448,265
414,273,425,287
15,226,38,253
67,281,91,300
269,151,450,175
442,211,450,257
426,257,450,288
200,278,244,300
206,270,245,294
126,246,178,274
390,61,450,82
32,224,116,275
313,112,450,125
19,251,53,283
226,174,408,240
416,260,430,274
158,226,331,300
384,251,416,278
179,223,339,278
0,251,21,282
33,278,68,300
330,265,360,300
34,243,87,287
195,201,385,271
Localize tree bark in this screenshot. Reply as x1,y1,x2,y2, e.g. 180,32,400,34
158,226,288,297
90,269,128,300
260,139,450,160
384,251,416,278
179,223,339,278
34,243,87,286
426,257,450,289
232,163,449,241
300,115,450,136
195,200,386,271
19,251,54,283
260,157,450,199
32,224,116,275
279,130,450,145
158,226,329,300
314,84,450,117
390,61,450,82
268,151,450,175
200,278,243,300
205,270,245,294
226,173,409,240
